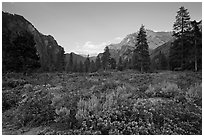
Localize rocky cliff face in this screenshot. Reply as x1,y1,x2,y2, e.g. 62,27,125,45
2,11,65,71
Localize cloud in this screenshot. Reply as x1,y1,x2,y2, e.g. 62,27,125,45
112,36,123,43
72,41,109,56
115,37,123,41
71,37,123,56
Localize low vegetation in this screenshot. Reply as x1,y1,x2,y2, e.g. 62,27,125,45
2,70,202,135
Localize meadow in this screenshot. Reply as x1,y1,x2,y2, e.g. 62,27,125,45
2,70,202,135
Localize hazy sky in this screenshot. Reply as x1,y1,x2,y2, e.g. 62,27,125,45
2,2,202,55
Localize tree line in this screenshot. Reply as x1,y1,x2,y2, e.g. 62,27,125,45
65,6,201,73
169,6,202,71
3,6,201,73
65,24,151,73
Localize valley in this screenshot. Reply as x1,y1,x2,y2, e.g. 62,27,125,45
2,3,202,135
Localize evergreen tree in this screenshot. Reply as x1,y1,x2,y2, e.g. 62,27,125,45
5,31,40,72
117,56,123,71
135,25,151,72
127,58,132,69
84,55,90,72
123,59,128,70
95,55,101,70
90,60,96,72
132,50,140,70
190,20,202,71
79,61,84,73
159,52,168,70
66,52,74,72
110,58,116,69
101,46,111,70
153,51,168,70
73,59,78,72
170,7,202,71
169,39,183,70
173,6,191,68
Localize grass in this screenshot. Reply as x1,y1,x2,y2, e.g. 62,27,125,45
2,70,202,135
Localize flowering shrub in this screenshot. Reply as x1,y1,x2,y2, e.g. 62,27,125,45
76,95,99,120
2,71,202,135
145,81,181,98
185,83,202,106
12,85,56,128
2,89,20,111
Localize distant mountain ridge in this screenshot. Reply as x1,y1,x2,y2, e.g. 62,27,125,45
104,29,173,62
108,30,173,50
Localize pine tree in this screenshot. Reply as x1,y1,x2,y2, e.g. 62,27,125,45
73,59,78,72
123,59,128,70
5,31,40,72
101,46,111,70
110,58,116,69
190,20,202,71
90,60,96,72
173,6,191,69
66,52,74,72
84,55,90,72
169,39,182,70
127,58,132,69
95,55,101,71
136,25,151,72
153,51,168,70
79,61,84,72
132,50,140,70
117,56,123,71
159,52,168,70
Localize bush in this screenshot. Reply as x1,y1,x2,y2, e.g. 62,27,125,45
2,78,28,89
12,85,56,128
185,83,202,106
2,89,21,111
145,81,181,98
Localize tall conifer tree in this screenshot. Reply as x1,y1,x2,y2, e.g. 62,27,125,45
173,6,191,68
136,25,151,72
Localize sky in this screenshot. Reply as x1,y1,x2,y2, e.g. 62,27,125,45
2,2,202,56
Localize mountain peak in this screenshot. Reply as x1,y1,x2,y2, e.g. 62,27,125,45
105,29,173,62
108,29,173,51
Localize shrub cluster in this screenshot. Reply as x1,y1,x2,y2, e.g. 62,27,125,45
145,81,182,98
7,84,56,128
2,72,202,135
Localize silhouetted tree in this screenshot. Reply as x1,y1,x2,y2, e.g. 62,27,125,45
170,7,202,71
132,51,140,70
173,6,191,69
117,56,123,71
190,20,202,71
73,59,78,72
101,46,111,70
95,55,101,70
79,61,84,72
169,39,182,70
110,58,116,69
123,59,128,70
84,55,90,72
152,51,168,70
3,31,40,72
66,53,74,72
90,60,96,72
127,58,132,69
135,25,151,72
